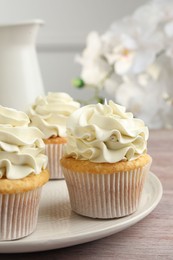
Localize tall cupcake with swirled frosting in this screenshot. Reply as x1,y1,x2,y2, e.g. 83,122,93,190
61,100,152,219
0,105,49,240
28,92,80,179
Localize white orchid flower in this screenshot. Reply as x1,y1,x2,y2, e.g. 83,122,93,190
80,58,110,88
115,64,172,128
82,31,103,60
76,31,111,87
102,16,164,76
74,0,173,128
104,74,122,95
163,21,173,57
152,0,173,21
138,63,161,86
149,0,173,58
133,1,163,31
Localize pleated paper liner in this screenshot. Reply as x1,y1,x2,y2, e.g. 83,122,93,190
45,143,65,179
62,162,151,219
0,187,42,240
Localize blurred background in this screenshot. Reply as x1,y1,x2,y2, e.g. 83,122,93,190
0,0,147,101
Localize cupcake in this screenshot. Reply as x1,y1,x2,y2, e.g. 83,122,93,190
61,100,152,219
0,105,49,240
28,92,80,179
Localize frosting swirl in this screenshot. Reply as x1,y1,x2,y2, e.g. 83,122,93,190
28,92,80,138
64,101,149,163
0,105,48,179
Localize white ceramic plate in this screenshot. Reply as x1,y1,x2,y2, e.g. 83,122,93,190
0,172,162,253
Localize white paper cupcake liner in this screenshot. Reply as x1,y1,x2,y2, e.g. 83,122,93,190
62,162,151,219
0,187,42,241
45,143,64,179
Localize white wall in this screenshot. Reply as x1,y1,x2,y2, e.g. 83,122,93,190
0,0,147,100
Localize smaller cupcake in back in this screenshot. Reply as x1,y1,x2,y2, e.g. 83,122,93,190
0,105,49,240
61,100,152,219
28,92,80,179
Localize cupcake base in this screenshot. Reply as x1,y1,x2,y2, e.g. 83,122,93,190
0,170,49,240
44,137,66,180
61,155,152,219
0,188,41,240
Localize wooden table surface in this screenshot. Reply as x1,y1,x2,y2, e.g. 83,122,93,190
1,130,173,260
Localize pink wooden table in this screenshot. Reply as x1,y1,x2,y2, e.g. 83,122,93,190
1,130,173,259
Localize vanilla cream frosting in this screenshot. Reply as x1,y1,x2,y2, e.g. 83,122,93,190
0,105,48,180
28,92,80,138
64,100,149,163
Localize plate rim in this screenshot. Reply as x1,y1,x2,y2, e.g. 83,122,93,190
0,171,163,253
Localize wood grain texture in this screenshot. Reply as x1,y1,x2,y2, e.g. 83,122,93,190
1,130,173,260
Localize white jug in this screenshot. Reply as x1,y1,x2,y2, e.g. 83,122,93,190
0,19,45,111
